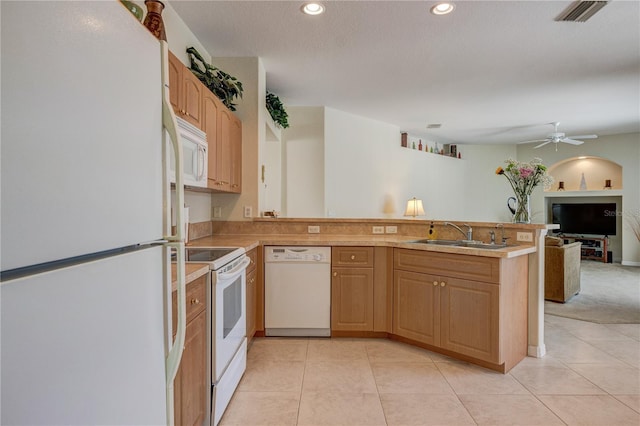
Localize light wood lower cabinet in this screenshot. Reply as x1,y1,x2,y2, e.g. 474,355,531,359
393,248,527,372
246,248,258,342
328,247,392,334
331,247,374,332
172,274,208,426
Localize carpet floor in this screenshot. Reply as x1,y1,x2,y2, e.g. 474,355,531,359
545,260,640,324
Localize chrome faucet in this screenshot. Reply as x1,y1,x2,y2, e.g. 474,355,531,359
495,223,508,244
444,222,473,241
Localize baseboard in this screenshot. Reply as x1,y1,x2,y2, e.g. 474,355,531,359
528,344,546,358
621,260,640,267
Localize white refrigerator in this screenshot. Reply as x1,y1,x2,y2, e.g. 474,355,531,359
1,1,187,425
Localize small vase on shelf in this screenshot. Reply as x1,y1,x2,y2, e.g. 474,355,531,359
579,172,587,191
143,0,166,41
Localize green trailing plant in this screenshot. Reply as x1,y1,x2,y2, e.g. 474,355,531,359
266,92,289,128
186,47,243,111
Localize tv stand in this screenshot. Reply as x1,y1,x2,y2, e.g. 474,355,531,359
562,236,608,263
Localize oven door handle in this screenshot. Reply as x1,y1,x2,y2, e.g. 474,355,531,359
218,257,251,281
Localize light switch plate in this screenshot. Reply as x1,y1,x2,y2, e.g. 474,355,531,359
386,226,398,234
308,225,320,233
213,206,222,218
517,232,533,242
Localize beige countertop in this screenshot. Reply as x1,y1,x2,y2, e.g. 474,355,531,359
187,234,536,259
171,262,209,292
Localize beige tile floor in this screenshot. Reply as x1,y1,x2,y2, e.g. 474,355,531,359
221,315,640,425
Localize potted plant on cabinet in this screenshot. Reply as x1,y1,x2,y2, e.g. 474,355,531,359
186,47,243,111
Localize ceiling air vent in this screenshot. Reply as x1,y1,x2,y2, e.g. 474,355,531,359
427,124,442,129
556,1,608,22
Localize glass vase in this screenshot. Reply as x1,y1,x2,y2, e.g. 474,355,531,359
512,193,531,224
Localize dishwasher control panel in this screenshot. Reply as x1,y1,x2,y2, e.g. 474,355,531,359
265,246,331,263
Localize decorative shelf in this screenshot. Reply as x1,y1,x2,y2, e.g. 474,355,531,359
544,190,623,198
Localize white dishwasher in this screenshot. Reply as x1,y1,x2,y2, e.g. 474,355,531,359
264,246,331,337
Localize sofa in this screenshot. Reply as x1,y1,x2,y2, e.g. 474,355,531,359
544,237,581,303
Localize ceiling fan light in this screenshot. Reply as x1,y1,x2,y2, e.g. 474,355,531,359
301,2,325,15
431,2,455,15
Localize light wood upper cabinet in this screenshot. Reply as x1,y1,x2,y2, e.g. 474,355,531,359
168,51,203,129
168,50,242,194
230,115,242,193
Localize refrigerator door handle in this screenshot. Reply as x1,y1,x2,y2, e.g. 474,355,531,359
165,241,186,426
161,40,186,426
161,40,185,243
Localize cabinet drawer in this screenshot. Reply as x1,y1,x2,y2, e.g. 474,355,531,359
246,248,257,273
332,247,374,267
172,274,207,333
394,249,500,284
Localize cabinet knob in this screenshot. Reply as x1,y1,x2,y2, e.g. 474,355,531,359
190,298,199,305
433,281,438,286
333,272,338,277
440,282,446,287
350,255,356,260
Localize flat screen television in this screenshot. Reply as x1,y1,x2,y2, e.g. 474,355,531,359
551,203,617,236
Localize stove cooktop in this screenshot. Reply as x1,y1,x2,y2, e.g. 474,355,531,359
184,246,246,271
186,248,237,262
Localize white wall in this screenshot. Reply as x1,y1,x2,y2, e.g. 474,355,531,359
517,133,640,265
284,107,325,217
462,144,520,222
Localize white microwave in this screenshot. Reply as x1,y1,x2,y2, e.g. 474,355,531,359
169,117,208,188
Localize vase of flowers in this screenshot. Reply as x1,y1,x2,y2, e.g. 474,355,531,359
496,158,553,223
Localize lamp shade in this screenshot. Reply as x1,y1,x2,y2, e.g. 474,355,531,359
404,197,425,217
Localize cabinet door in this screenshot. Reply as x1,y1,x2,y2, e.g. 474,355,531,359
168,52,182,114
216,108,233,192
246,267,257,342
439,277,500,363
331,267,374,331
229,115,242,193
393,270,439,345
202,91,221,189
174,310,207,426
181,70,203,129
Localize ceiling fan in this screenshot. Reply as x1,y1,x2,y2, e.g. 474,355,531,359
519,122,598,150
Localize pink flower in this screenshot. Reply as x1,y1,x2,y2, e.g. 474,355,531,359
519,167,533,178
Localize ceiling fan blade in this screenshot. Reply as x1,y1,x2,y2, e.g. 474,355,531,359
517,139,548,144
566,134,598,140
561,138,585,145
534,141,552,149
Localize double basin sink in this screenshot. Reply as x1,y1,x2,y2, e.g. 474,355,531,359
407,239,510,250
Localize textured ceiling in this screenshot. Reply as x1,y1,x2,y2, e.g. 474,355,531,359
170,0,640,145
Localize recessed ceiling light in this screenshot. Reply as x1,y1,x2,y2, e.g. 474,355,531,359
430,2,455,15
301,2,325,15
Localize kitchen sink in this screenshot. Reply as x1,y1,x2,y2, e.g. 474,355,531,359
407,239,509,250
408,239,463,246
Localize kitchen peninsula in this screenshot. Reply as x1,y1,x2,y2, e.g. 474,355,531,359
186,218,554,373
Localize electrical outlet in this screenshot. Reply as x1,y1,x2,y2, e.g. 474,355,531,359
213,206,222,218
517,232,533,242
385,226,398,234
243,205,252,218
308,225,320,234
372,226,384,234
